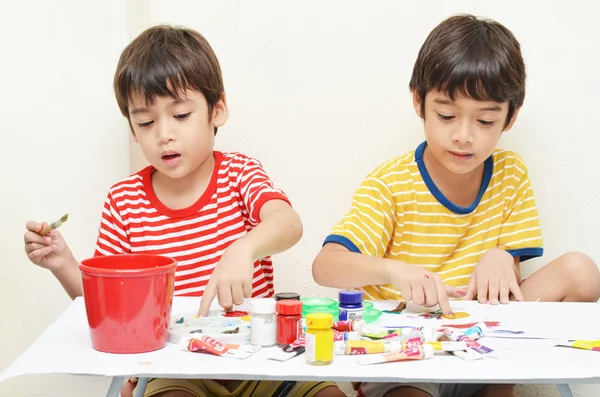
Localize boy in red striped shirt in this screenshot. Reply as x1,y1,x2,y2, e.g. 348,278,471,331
23,25,345,397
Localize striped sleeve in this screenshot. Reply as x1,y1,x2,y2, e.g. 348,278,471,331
93,192,131,256
324,176,396,257
236,157,291,226
498,163,543,262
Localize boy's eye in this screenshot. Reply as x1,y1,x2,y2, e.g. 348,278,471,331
175,112,191,120
478,120,495,126
436,113,454,121
137,120,154,128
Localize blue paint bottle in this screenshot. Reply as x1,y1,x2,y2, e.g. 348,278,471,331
338,290,363,321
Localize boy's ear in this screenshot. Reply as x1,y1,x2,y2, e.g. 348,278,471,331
503,107,521,132
211,93,229,128
412,90,424,119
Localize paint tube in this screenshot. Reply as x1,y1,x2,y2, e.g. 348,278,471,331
335,340,403,355
381,330,425,343
333,330,361,342
179,336,255,359
332,319,366,333
434,331,483,361
282,335,305,352
555,340,600,351
356,344,434,365
450,332,505,359
424,341,468,351
268,346,306,361
463,322,488,340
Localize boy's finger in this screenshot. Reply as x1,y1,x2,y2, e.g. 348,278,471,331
27,246,53,265
477,276,489,304
242,280,252,299
198,282,217,316
499,279,510,304
411,284,425,306
462,276,477,300
435,280,453,315
217,282,233,312
231,282,244,306
445,285,466,298
509,280,524,301
26,221,43,232
488,278,500,305
24,230,50,245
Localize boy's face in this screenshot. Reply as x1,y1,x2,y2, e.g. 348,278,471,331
128,89,228,179
413,90,519,175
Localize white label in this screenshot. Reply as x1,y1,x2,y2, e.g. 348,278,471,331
251,316,276,346
305,333,316,363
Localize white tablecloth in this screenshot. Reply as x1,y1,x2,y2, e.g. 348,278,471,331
2,297,600,385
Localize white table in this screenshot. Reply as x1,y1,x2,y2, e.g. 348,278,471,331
2,297,600,397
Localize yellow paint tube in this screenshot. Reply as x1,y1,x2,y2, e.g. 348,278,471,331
555,340,600,351
356,344,434,365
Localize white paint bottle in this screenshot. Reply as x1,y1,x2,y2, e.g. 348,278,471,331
250,298,277,347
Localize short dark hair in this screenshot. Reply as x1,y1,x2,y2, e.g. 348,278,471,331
114,25,224,135
409,14,525,127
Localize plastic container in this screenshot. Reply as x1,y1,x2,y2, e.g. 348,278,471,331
363,308,383,323
301,297,338,319
276,300,303,346
79,254,177,354
305,313,334,365
338,290,364,321
250,298,277,347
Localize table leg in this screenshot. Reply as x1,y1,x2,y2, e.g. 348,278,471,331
556,384,575,397
134,377,149,397
106,376,126,397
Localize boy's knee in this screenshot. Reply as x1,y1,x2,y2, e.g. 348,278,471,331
558,252,600,301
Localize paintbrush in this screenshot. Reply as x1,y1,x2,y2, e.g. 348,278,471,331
38,213,69,235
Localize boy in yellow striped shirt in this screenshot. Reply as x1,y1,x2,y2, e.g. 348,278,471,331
313,14,600,397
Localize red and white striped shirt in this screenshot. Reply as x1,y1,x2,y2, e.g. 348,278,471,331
93,151,290,297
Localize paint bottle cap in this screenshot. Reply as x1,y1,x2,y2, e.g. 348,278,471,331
334,341,347,355
339,290,363,304
276,300,303,315
251,298,277,314
422,344,434,359
306,313,334,329
274,292,300,301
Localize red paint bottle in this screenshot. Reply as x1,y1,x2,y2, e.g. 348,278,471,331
276,300,303,347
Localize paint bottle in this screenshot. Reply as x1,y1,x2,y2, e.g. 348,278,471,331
463,322,488,340
250,298,277,347
305,313,334,365
276,300,303,347
274,292,300,301
338,290,363,321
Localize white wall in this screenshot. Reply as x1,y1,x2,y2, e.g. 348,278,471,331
2,0,599,396
0,0,130,395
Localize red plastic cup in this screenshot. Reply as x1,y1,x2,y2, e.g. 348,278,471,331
79,254,177,354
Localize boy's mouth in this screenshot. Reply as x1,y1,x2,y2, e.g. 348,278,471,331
161,150,181,160
449,151,473,160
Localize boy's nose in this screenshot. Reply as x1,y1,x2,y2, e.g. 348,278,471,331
452,123,473,145
157,122,175,143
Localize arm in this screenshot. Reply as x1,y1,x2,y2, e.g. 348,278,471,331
52,255,83,299
313,243,398,288
233,199,303,260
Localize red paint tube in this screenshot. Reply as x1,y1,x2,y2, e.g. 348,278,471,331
283,335,306,352
332,319,366,333
333,330,361,341
179,336,253,359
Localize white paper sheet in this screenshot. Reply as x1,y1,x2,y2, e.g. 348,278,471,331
2,298,600,385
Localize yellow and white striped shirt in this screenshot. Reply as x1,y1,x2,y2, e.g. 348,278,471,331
324,141,543,301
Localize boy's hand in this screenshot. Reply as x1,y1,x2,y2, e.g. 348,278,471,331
198,240,254,316
462,248,523,304
388,263,465,316
23,221,72,271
